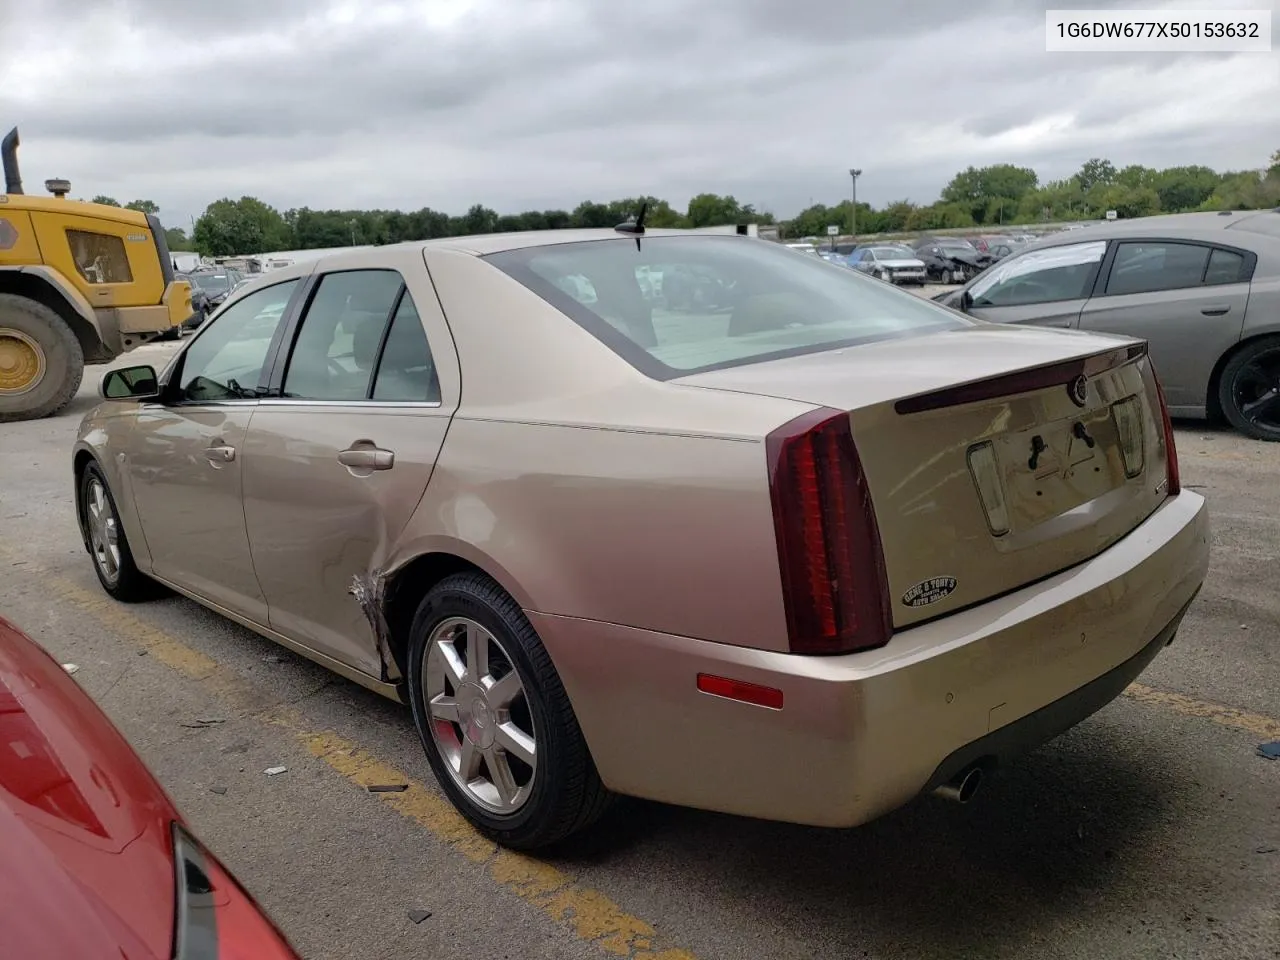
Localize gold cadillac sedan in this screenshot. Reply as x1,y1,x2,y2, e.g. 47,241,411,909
72,228,1210,850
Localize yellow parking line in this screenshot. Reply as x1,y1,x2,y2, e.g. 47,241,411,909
30,570,698,960
1124,683,1280,740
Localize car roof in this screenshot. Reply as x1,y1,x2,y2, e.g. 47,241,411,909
1027,210,1280,250
1029,209,1280,244
230,228,771,287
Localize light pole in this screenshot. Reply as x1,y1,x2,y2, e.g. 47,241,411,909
848,168,862,239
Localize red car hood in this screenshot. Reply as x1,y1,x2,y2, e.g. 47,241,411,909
0,615,178,960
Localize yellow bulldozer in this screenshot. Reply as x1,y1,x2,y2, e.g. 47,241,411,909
0,127,191,422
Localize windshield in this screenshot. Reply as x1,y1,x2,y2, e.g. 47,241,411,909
191,273,231,294
937,240,975,251
486,236,972,378
872,246,915,259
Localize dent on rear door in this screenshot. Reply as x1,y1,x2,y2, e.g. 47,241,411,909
240,258,461,679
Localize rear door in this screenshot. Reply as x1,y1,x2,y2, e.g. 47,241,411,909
1076,240,1254,410
241,264,458,677
964,240,1108,329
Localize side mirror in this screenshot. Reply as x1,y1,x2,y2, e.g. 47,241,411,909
959,290,974,313
101,364,160,401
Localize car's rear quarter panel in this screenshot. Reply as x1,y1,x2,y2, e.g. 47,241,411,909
400,249,816,651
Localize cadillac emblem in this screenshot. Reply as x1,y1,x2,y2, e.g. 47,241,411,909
1068,374,1088,407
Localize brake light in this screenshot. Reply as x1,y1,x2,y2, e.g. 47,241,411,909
1151,368,1181,496
765,408,892,654
172,824,301,960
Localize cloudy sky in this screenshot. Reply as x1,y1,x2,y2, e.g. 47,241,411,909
1,0,1276,228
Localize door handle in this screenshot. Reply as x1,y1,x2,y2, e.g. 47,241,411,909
204,444,236,463
1201,305,1231,316
338,447,395,470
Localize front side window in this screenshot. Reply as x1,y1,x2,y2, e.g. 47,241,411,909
66,230,133,284
175,280,299,402
282,270,404,401
1104,241,1211,296
968,240,1107,307
486,236,971,378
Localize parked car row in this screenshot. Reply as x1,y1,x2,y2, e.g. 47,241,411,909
158,267,250,339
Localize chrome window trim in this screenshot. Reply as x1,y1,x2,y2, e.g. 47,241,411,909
255,399,444,410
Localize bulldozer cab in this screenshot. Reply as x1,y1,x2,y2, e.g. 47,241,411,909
0,126,192,421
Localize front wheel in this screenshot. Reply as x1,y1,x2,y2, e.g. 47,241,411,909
78,462,164,601
406,573,611,849
1219,336,1280,441
0,294,83,422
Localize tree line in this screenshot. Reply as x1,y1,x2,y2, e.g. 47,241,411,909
90,149,1280,257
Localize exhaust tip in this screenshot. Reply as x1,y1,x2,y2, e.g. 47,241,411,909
932,765,983,804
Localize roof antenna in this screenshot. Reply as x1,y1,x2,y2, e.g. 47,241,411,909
614,201,648,250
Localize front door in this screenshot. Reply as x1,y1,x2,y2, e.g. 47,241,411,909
1076,240,1252,411
127,279,301,622
963,239,1109,329
242,265,457,677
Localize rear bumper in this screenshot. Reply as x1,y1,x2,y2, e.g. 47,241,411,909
531,490,1209,828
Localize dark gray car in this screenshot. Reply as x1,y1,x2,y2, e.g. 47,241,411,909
935,210,1280,440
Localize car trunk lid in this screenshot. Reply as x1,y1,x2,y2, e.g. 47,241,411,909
675,325,1173,629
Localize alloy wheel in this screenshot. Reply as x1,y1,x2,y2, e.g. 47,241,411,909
1230,350,1280,435
423,616,537,815
85,477,121,585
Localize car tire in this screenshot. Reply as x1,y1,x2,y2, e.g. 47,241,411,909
0,294,84,422
1218,336,1280,441
406,572,611,850
78,461,164,602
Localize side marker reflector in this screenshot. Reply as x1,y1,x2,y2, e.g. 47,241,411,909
696,673,784,710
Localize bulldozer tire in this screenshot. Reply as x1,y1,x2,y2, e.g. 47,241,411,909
0,294,85,423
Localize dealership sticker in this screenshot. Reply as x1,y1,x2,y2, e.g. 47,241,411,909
902,576,958,608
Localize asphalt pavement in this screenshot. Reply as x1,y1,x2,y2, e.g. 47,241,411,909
0,331,1277,960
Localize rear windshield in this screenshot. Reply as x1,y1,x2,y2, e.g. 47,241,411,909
485,236,971,378
1227,211,1280,239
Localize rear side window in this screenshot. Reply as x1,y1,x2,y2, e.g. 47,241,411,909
371,294,440,402
1104,241,1210,296
283,270,403,400
1204,248,1247,285
485,236,970,378
66,230,133,284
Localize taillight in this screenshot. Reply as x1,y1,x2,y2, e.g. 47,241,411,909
172,824,301,960
765,408,892,654
1151,367,1181,496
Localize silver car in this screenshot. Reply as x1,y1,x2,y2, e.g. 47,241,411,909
847,245,928,284
936,210,1280,440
